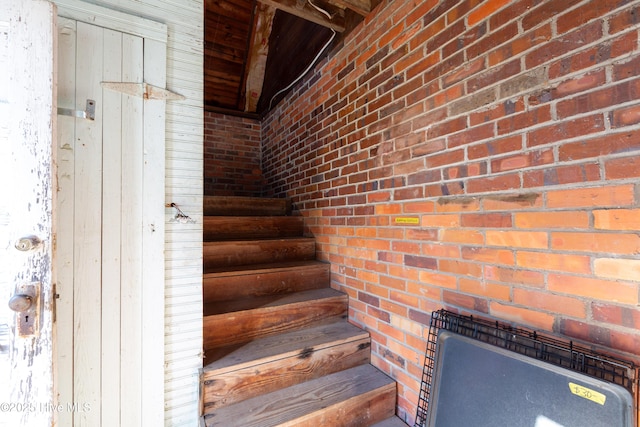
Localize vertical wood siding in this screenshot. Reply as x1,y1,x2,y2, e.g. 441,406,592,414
58,1,204,425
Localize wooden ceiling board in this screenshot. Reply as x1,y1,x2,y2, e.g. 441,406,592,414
204,0,374,115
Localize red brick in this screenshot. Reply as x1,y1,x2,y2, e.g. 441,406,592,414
605,156,640,180
548,274,638,305
404,255,437,270
484,266,545,287
421,242,460,259
594,208,640,231
443,57,485,87
486,230,547,249
489,24,552,67
546,185,635,208
551,231,640,255
468,135,522,160
558,320,640,357
514,211,590,229
439,259,483,277
527,114,606,148
612,104,640,127
459,278,511,301
556,0,613,34
609,4,640,34
483,193,543,211
527,163,601,188
448,123,495,148
466,173,521,193
443,290,489,313
557,79,640,119
526,21,603,68
420,213,460,227
497,105,552,135
468,0,511,26
418,271,457,289
461,212,512,228
461,247,515,265
490,303,555,331
435,197,480,213
440,229,484,245
594,257,640,282
517,251,591,274
557,319,612,350
468,22,518,60
592,303,640,329
513,289,586,319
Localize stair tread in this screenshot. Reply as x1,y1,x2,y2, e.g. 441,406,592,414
203,364,395,427
203,236,315,245
203,260,325,276
203,288,345,316
203,320,369,374
371,417,409,427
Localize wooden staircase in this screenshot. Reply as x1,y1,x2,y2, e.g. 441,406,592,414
200,196,406,427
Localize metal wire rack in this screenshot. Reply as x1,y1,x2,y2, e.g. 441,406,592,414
414,309,639,427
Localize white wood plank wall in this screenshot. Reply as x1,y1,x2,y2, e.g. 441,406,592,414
53,1,204,425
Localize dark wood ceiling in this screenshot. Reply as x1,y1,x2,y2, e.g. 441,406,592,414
204,0,378,117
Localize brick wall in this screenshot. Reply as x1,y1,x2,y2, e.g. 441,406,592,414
261,0,640,423
204,112,263,196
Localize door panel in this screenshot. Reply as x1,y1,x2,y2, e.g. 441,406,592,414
0,1,56,426
57,17,146,427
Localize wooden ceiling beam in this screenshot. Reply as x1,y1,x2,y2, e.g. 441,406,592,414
329,0,370,16
258,0,345,32
243,3,277,112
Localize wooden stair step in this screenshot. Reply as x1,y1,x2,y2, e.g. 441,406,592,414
202,364,397,427
204,216,303,241
201,321,371,413
204,196,289,216
203,288,348,349
371,417,409,427
204,238,315,270
203,260,330,303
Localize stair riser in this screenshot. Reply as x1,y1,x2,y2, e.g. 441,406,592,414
204,216,303,241
204,196,289,216
203,263,330,303
202,338,371,413
204,239,315,270
280,386,397,427
203,297,348,348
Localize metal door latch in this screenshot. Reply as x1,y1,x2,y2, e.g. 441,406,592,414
57,99,96,120
8,282,39,337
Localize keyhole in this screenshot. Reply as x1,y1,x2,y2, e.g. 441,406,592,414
25,315,29,323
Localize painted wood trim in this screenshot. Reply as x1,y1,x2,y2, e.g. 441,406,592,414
53,15,76,427
54,0,167,42
141,36,167,427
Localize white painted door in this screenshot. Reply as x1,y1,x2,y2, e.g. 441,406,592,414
55,6,166,427
0,1,56,426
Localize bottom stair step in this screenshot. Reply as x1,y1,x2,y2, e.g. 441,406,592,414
202,321,371,413
371,417,409,427
203,364,396,427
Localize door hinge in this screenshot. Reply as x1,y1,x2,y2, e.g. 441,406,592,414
101,82,185,101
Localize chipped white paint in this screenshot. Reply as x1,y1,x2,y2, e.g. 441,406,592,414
0,1,56,426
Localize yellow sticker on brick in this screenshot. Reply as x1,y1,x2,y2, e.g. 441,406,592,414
395,217,420,224
568,382,606,405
